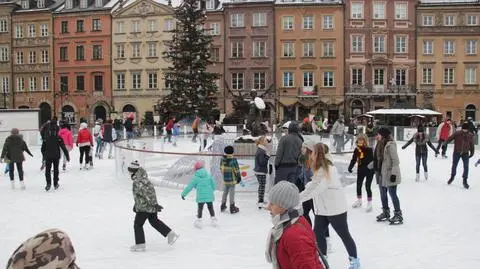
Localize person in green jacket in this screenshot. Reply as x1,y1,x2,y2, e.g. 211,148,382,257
182,161,217,228
1,128,33,190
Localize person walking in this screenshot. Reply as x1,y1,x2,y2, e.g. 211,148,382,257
1,128,33,190
348,134,375,212
43,123,70,191
265,181,327,269
299,142,360,268
445,123,475,189
192,115,200,142
254,136,270,209
274,121,303,184
58,121,73,171
100,119,115,159
374,127,403,225
76,122,93,170
129,161,179,252
402,125,438,181
435,119,454,158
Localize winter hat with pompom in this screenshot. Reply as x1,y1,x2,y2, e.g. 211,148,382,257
128,160,140,173
268,181,300,210
194,161,204,170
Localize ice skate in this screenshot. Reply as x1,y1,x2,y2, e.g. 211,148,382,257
415,173,420,182
442,155,448,159
62,163,66,171
220,203,227,213
45,184,51,191
10,181,15,190
167,231,179,245
376,208,390,222
194,218,202,228
230,204,239,214
424,171,428,181
463,179,470,189
90,162,93,169
447,177,454,185
475,159,480,167
352,199,362,208
20,181,25,190
130,243,146,252
257,202,267,210
389,210,403,225
349,257,361,269
211,217,218,227
365,201,372,212
54,184,59,190
326,237,333,253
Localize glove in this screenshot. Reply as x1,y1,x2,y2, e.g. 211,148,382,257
390,175,396,183
155,204,163,212
132,206,137,213
181,196,185,200
269,164,273,175
401,146,405,150
469,153,474,158
29,153,34,157
239,180,246,187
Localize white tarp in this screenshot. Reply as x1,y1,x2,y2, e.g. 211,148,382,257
366,109,441,116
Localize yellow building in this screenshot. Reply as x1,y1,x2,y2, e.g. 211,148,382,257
417,1,480,122
111,0,174,122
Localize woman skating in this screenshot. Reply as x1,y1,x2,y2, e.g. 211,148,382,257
402,125,438,181
348,134,375,212
58,121,73,171
1,128,33,190
76,122,93,170
254,136,270,209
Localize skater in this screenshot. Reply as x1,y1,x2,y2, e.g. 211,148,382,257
274,121,303,184
58,121,73,171
445,122,475,189
129,161,179,252
93,120,103,158
374,127,403,225
299,142,360,268
220,145,242,214
344,118,356,149
124,117,135,143
200,120,213,151
330,117,345,153
254,136,270,209
164,116,175,143
43,123,70,191
366,120,376,148
401,125,438,181
1,128,33,190
76,122,93,170
192,115,200,142
265,181,327,269
435,119,454,158
181,161,217,228
172,123,180,146
100,119,114,159
348,134,374,212
40,118,59,171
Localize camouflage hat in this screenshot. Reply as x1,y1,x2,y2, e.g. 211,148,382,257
6,229,79,269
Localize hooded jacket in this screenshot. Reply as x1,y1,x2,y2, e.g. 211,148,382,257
76,122,93,147
402,132,437,155
1,134,32,163
181,167,216,203
58,127,74,150
275,121,303,167
220,155,241,185
436,120,454,141
132,167,162,213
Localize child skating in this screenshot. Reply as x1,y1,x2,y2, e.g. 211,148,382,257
220,145,242,214
253,136,270,209
348,134,375,212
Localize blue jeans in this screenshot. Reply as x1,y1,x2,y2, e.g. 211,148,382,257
415,154,428,173
379,185,401,212
451,152,470,179
126,131,135,140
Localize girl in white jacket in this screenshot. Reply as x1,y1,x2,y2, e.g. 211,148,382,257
299,142,360,269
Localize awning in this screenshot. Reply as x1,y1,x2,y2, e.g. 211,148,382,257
278,97,297,107
366,109,441,116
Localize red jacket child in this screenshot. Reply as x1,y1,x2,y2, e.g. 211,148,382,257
76,123,93,147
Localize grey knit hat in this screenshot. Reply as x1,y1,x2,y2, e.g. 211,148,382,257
268,181,300,210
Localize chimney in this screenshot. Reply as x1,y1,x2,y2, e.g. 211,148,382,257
168,0,171,6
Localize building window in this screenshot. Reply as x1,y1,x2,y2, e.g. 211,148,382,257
17,77,25,92
374,69,384,85
59,47,67,61
132,21,140,33
29,77,37,91
444,40,455,55
352,69,362,85
148,73,158,89
303,42,314,57
116,44,124,58
444,15,455,26
423,15,433,26
253,72,266,89
21,0,28,9
465,67,477,84
282,16,294,30
94,75,103,91
28,24,35,37
395,3,407,20
283,72,294,87
423,40,433,55
206,0,214,10
28,51,36,64
210,47,219,62
76,20,84,32
231,41,243,58
374,36,385,53
42,75,48,91
60,76,68,92
65,0,72,9
76,75,84,90
444,68,455,84
16,52,24,64
323,71,334,87
282,42,294,57
303,16,313,29
92,45,102,60
231,14,245,28
323,41,334,57
116,73,125,89
351,2,363,19
164,19,174,31
253,12,266,27
422,68,432,84
210,23,220,35
132,43,140,58
92,19,101,31
37,0,45,8
395,69,406,85
40,50,48,63
132,73,141,89
323,15,333,29
95,0,102,8
395,36,407,53
373,2,385,19
0,19,8,33
116,21,124,33
303,71,314,87
40,24,48,37
15,25,23,38
231,73,244,90
76,45,84,60
147,42,156,57
0,76,8,93
0,47,8,62
467,15,478,26
253,41,266,57
147,20,156,32
351,35,363,52
80,0,87,8
61,21,68,33
466,40,477,55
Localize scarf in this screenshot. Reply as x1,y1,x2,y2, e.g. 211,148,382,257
265,209,302,269
356,145,365,165
375,139,386,169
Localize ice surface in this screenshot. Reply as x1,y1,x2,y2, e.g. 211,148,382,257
0,140,479,268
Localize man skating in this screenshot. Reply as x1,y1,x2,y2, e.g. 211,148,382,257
445,123,475,189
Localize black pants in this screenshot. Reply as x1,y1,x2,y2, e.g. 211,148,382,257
416,153,428,173
165,130,172,142
45,158,60,186
197,202,215,218
357,169,374,198
302,199,314,225
192,128,198,141
256,174,267,203
134,212,171,244
436,139,448,156
314,212,357,258
8,162,24,181
79,146,91,164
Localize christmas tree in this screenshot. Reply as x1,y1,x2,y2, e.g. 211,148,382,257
160,0,219,118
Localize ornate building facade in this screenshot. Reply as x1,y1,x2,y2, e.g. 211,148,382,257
0,1,16,110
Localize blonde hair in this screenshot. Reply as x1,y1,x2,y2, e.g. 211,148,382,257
309,143,332,178
256,136,268,146
356,134,368,147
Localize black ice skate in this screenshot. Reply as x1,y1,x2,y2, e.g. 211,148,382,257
376,208,390,222
62,163,66,171
220,203,227,213
389,211,403,225
463,179,470,189
45,184,51,191
447,177,454,185
54,184,59,190
230,204,239,214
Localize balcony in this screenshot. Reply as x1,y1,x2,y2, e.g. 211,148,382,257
227,87,275,100
279,86,321,97
345,84,416,96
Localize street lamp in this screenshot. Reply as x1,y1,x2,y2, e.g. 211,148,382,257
2,91,7,109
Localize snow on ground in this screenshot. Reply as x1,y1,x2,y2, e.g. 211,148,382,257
1,139,480,268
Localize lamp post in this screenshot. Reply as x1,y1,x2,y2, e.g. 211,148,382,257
2,91,7,109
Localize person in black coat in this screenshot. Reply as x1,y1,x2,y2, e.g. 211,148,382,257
42,122,70,191
401,125,438,182
348,134,375,212
1,128,33,189
101,119,114,159
253,136,270,207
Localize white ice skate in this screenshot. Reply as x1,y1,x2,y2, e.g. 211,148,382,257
20,181,25,190
424,171,428,181
415,174,420,182
352,199,362,208
130,243,146,252
167,231,179,245
10,181,15,189
326,237,333,253
211,217,218,227
365,201,372,212
257,202,267,210
194,218,202,229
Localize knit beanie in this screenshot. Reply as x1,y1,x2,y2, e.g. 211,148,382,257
128,160,140,173
417,125,424,132
224,145,234,155
303,140,316,152
462,122,470,130
377,127,391,138
268,181,300,210
194,161,204,170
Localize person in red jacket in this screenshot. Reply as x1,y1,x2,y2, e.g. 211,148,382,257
164,117,175,143
265,181,326,269
435,118,454,158
76,122,93,170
